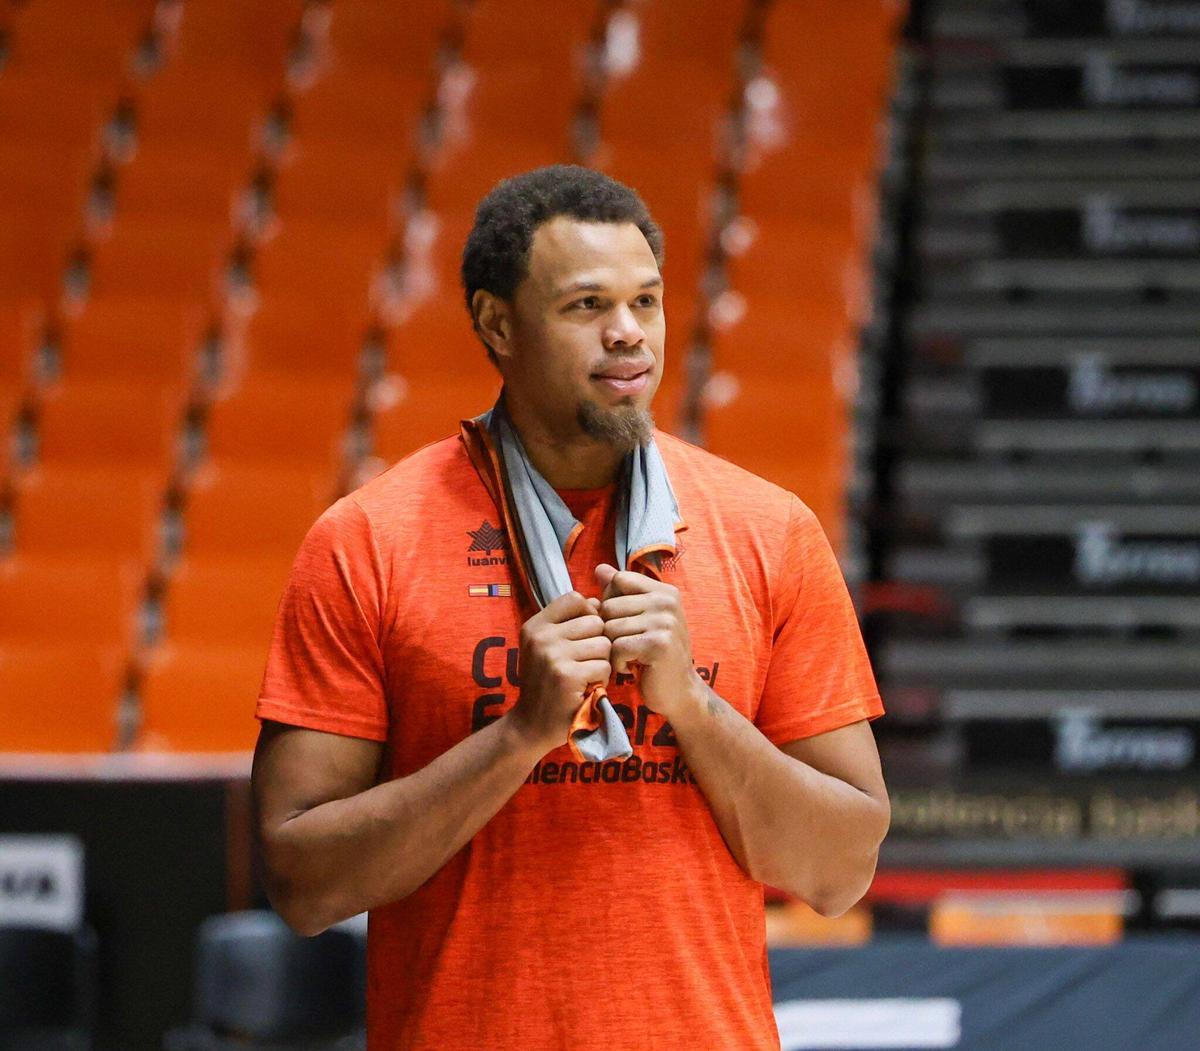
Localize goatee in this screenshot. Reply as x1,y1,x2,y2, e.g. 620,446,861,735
576,400,654,451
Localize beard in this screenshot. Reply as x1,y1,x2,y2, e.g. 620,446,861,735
576,399,655,451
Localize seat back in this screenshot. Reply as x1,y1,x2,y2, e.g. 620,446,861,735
191,911,364,1041
0,925,97,1037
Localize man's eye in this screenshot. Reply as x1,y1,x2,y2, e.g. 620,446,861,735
573,297,600,310
636,295,659,309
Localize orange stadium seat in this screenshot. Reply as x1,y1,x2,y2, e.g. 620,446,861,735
0,134,94,299
374,372,501,464
10,466,162,566
137,643,264,751
204,373,356,474
701,374,848,543
0,69,108,146
624,0,746,71
0,134,94,216
86,219,234,302
224,296,368,383
0,393,19,482
761,0,898,108
269,142,396,229
0,646,126,752
160,557,292,651
4,0,151,81
57,297,204,391
181,461,333,561
711,298,856,383
252,220,389,304
725,233,870,327
603,144,711,290
35,381,183,476
325,0,456,72
0,302,37,478
459,0,596,71
113,141,249,227
752,2,896,184
0,299,39,385
394,209,474,298
384,293,487,380
425,137,566,216
0,557,143,651
287,66,427,160
602,62,733,155
457,76,575,151
162,0,303,84
737,162,876,256
132,66,274,158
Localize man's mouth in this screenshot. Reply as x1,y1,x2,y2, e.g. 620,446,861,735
590,362,652,397
591,360,652,381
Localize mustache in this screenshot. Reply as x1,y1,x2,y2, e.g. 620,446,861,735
589,354,654,372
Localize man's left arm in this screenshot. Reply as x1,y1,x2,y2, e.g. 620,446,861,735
596,564,889,917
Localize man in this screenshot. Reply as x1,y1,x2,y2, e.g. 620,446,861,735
252,165,888,1050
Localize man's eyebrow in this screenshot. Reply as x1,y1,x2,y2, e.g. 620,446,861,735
555,276,664,298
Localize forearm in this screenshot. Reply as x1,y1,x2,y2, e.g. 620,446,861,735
260,714,542,935
670,679,889,916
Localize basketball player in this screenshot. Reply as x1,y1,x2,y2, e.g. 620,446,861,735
252,165,888,1049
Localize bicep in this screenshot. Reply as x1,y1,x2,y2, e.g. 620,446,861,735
778,720,888,809
251,720,385,834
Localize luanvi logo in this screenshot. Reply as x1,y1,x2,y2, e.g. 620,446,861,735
467,520,509,566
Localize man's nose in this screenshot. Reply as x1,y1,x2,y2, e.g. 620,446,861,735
603,303,646,348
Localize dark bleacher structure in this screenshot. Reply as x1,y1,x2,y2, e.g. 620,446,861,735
863,0,1200,894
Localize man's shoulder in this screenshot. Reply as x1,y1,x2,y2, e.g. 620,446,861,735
654,429,799,524
339,433,482,528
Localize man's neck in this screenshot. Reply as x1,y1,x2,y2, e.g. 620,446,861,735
503,393,624,489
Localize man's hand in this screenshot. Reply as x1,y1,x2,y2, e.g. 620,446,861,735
595,563,702,721
509,591,612,754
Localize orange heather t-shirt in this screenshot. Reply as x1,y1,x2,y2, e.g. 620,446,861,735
257,430,883,1051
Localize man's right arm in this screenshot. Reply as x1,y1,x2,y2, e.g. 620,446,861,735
251,591,610,936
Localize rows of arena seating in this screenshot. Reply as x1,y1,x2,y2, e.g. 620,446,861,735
0,0,900,754
862,0,1200,892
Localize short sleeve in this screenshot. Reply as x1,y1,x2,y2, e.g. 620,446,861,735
256,496,389,741
754,497,884,745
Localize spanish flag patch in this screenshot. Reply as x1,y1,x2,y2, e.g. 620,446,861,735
468,583,512,598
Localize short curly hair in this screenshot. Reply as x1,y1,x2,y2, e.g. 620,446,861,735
461,165,664,362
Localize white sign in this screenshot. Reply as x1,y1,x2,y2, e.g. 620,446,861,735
0,835,84,930
776,998,962,1049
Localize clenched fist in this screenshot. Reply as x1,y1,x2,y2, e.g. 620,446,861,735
595,563,704,722
508,591,612,754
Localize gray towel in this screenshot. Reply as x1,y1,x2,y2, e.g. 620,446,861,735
479,397,681,762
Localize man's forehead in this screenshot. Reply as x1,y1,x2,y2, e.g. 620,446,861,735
526,216,659,288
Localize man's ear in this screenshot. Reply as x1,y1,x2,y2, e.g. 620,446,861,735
472,290,514,363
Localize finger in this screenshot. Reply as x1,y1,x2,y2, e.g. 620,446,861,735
602,613,650,641
601,569,659,598
577,659,613,686
559,613,606,641
598,594,652,621
595,563,619,597
568,635,612,662
611,634,654,675
540,590,593,623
